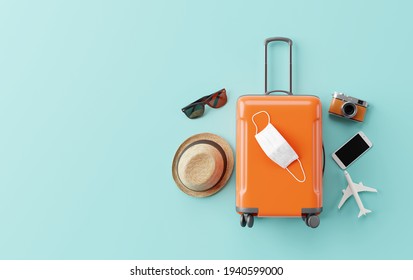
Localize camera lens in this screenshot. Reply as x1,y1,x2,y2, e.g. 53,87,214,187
341,102,357,118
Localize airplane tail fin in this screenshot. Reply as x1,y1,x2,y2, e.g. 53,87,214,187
358,208,372,218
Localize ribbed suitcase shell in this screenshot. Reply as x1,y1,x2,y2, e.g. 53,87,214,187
236,95,323,222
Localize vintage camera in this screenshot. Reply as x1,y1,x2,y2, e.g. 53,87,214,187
328,92,368,122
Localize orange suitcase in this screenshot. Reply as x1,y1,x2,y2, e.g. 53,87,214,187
236,38,323,228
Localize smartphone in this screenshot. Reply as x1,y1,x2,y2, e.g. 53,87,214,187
332,131,373,169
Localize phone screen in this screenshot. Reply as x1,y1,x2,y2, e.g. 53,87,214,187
335,134,370,167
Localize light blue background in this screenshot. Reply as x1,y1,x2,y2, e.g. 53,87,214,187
0,0,412,259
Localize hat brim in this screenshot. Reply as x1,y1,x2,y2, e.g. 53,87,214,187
172,133,234,197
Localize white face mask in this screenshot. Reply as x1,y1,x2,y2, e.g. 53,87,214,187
252,111,306,183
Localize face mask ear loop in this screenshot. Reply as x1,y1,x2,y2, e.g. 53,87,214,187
251,111,271,135
286,159,306,183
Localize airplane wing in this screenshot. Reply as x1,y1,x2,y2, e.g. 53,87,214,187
354,182,378,193
338,186,353,209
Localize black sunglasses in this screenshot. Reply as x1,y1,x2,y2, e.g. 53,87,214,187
181,88,227,119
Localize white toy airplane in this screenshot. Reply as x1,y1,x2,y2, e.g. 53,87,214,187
338,170,377,218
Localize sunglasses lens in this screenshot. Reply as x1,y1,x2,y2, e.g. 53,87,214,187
183,104,205,119
207,89,227,108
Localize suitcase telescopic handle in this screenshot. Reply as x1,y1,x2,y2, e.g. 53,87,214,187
264,37,293,95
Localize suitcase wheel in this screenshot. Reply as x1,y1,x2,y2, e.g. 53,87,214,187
240,214,254,228
240,214,246,227
304,214,320,228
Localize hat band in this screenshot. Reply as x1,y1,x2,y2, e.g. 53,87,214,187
177,140,228,192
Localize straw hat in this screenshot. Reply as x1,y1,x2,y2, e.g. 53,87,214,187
172,133,234,197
